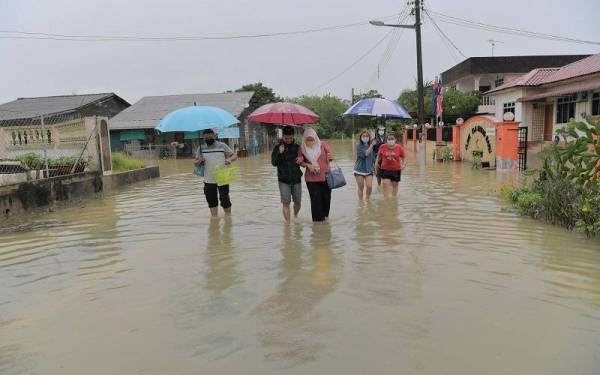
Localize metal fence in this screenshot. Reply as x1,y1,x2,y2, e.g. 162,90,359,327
122,143,175,162
0,114,102,187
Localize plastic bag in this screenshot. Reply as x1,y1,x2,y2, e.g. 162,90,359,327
213,165,238,186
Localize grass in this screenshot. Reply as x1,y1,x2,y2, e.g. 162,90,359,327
112,153,145,173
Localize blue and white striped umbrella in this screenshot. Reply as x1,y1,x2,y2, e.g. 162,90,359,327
343,98,411,119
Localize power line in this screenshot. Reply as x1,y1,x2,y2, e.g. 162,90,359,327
424,9,466,60
305,30,394,95
363,7,411,89
0,13,401,42
427,9,600,46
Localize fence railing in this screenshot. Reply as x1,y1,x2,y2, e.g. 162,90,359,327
480,96,495,106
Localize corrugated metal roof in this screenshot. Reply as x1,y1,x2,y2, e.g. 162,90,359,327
486,68,560,94
109,91,254,130
0,93,116,120
539,53,600,84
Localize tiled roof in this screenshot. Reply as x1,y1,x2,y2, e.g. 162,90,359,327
109,91,254,130
486,68,560,94
0,93,121,121
539,53,600,84
519,80,600,102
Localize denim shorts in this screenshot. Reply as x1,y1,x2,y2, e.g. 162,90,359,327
278,182,302,204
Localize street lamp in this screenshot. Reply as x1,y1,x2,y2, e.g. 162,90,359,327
369,0,425,135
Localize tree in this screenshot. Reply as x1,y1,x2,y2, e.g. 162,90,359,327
397,82,480,120
293,95,349,138
236,82,281,114
352,89,384,103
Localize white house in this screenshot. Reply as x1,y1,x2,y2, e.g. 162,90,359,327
485,54,600,143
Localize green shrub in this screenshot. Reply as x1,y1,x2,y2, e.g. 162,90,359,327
515,192,542,218
14,153,44,169
112,153,145,172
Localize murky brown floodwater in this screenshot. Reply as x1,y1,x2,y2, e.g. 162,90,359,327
1,141,599,374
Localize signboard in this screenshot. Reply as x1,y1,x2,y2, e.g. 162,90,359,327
216,127,240,139
459,117,497,166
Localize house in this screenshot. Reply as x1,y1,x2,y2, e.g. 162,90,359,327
108,91,255,156
485,53,600,143
440,55,590,114
0,93,130,126
0,93,130,160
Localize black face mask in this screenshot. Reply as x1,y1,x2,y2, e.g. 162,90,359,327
205,138,215,145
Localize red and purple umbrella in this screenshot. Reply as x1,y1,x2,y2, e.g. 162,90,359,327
247,102,319,126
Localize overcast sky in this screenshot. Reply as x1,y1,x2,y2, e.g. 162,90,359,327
0,0,598,105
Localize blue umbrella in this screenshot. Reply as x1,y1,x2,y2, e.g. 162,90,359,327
155,106,239,133
343,98,411,119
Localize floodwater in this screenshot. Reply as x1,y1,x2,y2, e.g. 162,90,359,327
1,141,599,374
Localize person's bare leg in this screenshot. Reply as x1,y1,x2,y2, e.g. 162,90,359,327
355,175,365,200
282,203,291,224
365,175,373,199
210,207,219,217
392,181,399,196
382,179,392,198
293,203,301,218
223,207,232,216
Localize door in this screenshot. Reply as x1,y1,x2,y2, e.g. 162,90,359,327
100,120,112,172
543,104,554,141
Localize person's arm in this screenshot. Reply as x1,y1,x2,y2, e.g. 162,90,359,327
271,145,281,167
223,144,237,165
356,144,366,159
194,146,204,166
324,142,334,161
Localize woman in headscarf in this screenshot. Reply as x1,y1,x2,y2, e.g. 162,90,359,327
297,128,334,222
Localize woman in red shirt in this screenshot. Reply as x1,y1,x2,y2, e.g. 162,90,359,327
375,132,406,197
297,128,334,222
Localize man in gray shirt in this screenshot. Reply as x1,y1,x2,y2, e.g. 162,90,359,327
195,129,238,217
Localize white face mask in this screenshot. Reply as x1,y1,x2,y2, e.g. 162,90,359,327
378,130,385,136
361,136,370,144
387,140,396,147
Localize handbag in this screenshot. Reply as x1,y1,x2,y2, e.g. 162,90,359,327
326,162,346,189
193,145,204,177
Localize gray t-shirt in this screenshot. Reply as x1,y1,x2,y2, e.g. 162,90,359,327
196,141,234,184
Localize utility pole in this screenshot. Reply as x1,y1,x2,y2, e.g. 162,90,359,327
414,0,425,135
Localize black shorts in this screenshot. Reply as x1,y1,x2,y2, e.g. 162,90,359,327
380,169,401,182
203,183,231,209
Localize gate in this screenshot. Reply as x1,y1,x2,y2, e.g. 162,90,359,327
518,127,528,171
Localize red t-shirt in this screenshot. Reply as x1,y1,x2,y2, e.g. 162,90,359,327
378,143,405,171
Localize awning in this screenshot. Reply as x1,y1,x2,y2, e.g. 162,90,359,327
184,131,201,140
519,81,600,102
119,129,146,141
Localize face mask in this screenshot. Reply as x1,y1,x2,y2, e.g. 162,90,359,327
378,130,385,136
361,136,370,144
205,138,215,145
387,140,396,147
306,140,315,148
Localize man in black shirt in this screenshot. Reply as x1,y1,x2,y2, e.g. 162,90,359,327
271,126,303,223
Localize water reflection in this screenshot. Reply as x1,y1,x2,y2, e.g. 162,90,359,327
255,224,338,365
205,218,240,292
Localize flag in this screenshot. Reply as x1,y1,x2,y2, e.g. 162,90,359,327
436,83,444,118
432,78,441,117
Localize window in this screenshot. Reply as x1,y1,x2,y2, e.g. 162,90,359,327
503,102,516,114
495,78,504,87
556,95,576,123
593,92,600,116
